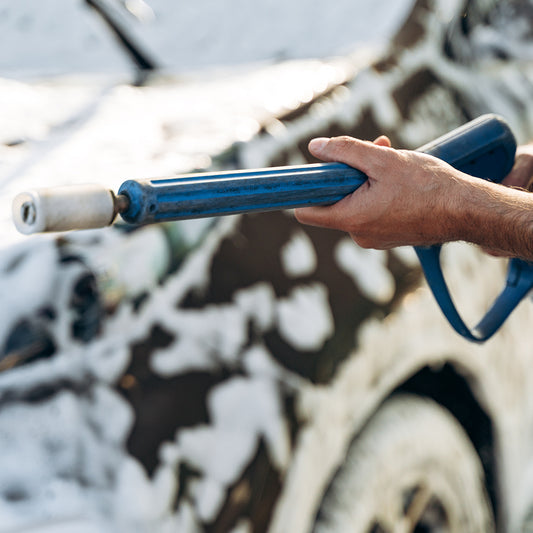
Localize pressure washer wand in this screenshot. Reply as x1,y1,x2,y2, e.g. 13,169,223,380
13,114,530,343
12,163,368,234
12,114,516,235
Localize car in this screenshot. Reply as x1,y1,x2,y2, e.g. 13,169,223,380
2,0,533,532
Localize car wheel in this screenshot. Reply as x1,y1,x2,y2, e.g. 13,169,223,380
312,394,495,533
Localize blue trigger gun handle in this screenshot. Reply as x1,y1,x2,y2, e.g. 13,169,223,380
414,115,533,342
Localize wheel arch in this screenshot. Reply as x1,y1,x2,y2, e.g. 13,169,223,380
390,359,499,523
269,353,502,533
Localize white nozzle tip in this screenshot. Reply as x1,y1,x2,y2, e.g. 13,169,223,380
12,185,116,234
12,191,45,234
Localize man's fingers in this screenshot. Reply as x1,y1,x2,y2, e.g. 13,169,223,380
308,135,391,175
308,138,331,159
373,135,391,147
294,205,342,230
300,134,393,229
294,193,356,230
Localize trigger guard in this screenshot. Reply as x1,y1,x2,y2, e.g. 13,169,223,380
414,245,533,343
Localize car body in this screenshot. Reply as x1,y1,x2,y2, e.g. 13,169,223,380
2,0,533,532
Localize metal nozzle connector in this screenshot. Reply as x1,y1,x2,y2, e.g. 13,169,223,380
114,193,130,217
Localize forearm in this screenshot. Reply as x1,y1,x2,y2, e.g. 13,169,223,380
449,176,533,260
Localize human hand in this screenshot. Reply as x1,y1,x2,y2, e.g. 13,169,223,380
501,142,533,190
294,135,468,249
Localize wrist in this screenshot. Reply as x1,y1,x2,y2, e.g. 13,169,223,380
448,175,533,260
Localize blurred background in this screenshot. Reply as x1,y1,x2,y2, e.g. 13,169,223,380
0,0,412,76
2,1,533,533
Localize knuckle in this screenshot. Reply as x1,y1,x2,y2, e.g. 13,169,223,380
349,229,371,249
328,135,358,154
351,235,372,249
393,149,414,167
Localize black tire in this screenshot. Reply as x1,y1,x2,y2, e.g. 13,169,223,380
313,394,495,533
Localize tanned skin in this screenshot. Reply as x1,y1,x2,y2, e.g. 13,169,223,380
295,136,533,261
